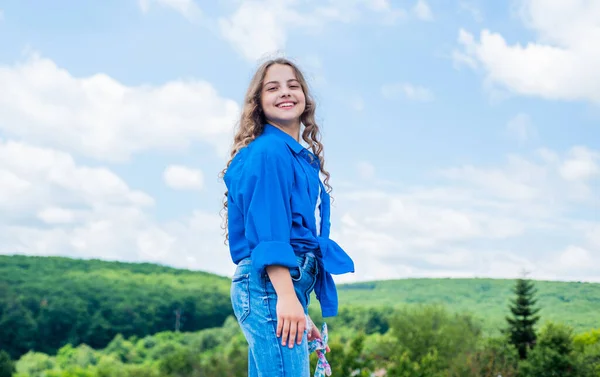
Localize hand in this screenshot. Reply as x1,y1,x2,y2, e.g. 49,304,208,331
276,293,306,348
307,320,331,352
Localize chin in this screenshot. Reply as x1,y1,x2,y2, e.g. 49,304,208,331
278,118,302,127
268,114,302,125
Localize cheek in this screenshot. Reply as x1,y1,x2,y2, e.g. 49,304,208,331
259,95,272,113
262,92,277,107
299,95,307,109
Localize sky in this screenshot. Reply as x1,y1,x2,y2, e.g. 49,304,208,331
0,0,598,283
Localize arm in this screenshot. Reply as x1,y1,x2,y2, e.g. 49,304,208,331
266,266,306,347
238,147,306,347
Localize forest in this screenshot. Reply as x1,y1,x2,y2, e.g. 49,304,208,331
1,254,599,376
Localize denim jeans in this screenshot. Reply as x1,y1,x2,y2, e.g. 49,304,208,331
231,252,319,377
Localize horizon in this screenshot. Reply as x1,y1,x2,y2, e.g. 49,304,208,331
4,253,599,286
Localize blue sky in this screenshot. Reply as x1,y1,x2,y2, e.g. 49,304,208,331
0,0,598,283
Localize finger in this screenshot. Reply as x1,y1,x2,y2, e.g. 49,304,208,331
276,315,283,338
296,320,306,345
288,321,297,348
313,328,321,339
326,345,331,352
281,319,290,346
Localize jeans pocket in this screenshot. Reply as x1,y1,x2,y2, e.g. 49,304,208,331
290,266,302,282
231,273,250,323
293,256,318,307
302,268,317,306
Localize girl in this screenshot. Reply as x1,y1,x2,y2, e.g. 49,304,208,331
221,58,355,377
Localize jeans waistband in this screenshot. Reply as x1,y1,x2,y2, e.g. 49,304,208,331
238,252,316,267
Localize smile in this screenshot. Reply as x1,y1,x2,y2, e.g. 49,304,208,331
277,102,295,109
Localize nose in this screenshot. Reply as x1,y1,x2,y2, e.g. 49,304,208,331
279,85,291,97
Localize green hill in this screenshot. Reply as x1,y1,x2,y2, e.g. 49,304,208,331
0,255,233,360
2,254,599,362
334,277,600,333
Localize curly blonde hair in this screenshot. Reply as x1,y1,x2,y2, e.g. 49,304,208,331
219,57,332,243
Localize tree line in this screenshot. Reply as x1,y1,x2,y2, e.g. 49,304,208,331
0,255,233,360
1,273,599,376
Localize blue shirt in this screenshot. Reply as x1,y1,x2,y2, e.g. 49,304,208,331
223,124,355,317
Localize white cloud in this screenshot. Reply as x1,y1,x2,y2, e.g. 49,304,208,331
218,1,293,62
442,163,540,201
218,0,412,62
0,138,189,264
163,165,204,191
441,146,600,204
0,140,153,219
506,112,537,143
5,195,230,275
0,139,231,275
555,245,596,271
454,0,600,103
332,145,600,283
2,140,597,283
332,190,532,283
0,170,30,199
412,0,433,21
0,47,231,272
0,52,231,278
1,206,232,275
138,0,202,20
0,53,239,162
559,146,600,182
381,83,434,102
37,207,76,224
161,211,233,273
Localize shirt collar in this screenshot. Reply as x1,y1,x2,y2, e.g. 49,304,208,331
263,123,304,154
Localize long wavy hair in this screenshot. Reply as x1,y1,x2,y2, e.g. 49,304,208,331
219,57,332,243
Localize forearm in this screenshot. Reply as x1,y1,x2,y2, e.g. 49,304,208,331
265,265,296,298
266,264,306,347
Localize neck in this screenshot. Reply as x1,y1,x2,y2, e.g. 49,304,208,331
269,121,301,142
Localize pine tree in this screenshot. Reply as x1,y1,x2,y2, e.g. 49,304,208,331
505,275,541,360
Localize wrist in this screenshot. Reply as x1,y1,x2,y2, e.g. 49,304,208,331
278,291,298,301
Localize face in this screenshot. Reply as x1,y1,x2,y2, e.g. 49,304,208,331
260,64,306,130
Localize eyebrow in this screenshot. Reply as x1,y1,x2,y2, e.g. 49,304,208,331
263,78,300,87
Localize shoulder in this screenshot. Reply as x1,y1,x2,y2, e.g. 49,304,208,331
242,132,294,167
251,131,293,157
225,133,293,183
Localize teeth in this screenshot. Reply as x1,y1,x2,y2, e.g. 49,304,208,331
278,103,293,108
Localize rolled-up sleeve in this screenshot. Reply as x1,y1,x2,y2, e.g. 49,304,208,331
237,147,297,273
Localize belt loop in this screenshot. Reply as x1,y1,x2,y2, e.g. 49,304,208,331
298,253,307,270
